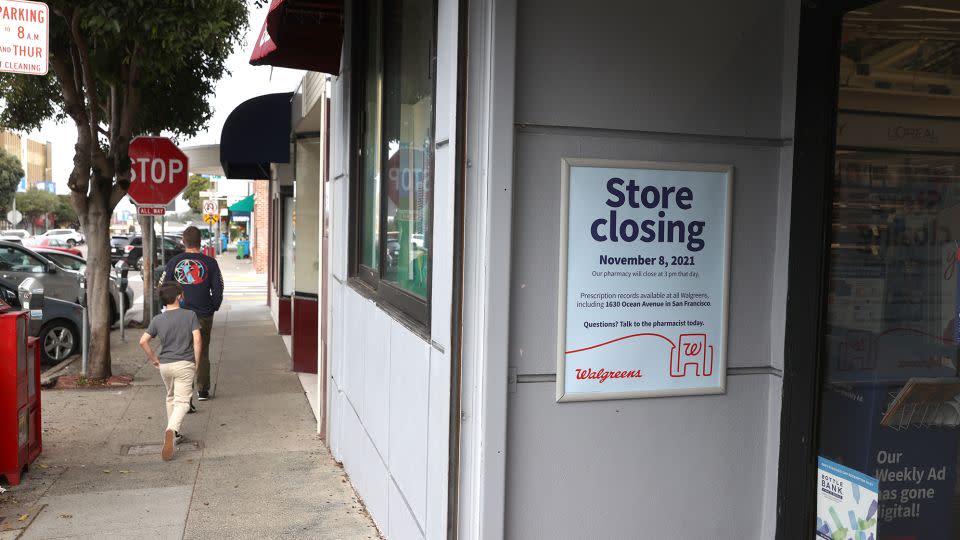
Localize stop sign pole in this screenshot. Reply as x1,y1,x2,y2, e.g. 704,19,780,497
127,137,189,323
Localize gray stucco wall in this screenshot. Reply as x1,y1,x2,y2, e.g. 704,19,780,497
506,0,799,537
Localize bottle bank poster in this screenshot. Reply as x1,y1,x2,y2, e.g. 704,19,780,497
817,456,880,540
556,159,732,401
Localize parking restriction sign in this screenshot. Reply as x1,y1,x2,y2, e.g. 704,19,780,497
0,0,48,76
203,200,217,216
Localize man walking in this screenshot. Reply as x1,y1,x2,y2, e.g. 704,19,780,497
164,226,223,401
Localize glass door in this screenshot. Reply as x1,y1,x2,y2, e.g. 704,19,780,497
815,2,960,538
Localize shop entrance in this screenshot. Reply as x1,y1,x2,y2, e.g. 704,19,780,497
780,0,960,538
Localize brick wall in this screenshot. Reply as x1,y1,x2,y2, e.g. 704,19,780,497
253,179,269,274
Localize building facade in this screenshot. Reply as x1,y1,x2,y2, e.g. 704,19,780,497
237,0,960,537
0,129,52,189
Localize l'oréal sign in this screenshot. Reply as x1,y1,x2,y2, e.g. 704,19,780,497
837,111,960,153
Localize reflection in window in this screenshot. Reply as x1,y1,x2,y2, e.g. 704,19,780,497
381,0,434,298
816,2,960,536
359,0,383,271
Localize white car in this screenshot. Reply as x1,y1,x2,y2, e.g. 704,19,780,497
37,228,84,246
0,229,30,243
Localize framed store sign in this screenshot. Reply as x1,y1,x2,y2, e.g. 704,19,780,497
556,158,733,402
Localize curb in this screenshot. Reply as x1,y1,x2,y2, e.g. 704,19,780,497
39,354,79,387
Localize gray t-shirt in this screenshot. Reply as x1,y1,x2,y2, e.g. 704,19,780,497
146,308,200,363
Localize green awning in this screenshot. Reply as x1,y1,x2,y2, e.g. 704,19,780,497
229,194,255,213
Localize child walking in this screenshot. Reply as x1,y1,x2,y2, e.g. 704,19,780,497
139,283,202,461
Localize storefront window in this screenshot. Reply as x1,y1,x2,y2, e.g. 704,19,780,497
359,0,382,272
381,0,434,298
351,0,436,322
816,2,960,537
282,194,295,297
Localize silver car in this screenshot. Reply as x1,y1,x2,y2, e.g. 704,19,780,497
0,277,83,365
0,241,131,326
0,240,80,302
33,248,134,325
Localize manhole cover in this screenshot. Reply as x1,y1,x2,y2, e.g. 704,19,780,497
123,441,201,456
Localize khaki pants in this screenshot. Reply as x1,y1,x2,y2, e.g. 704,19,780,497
159,360,196,433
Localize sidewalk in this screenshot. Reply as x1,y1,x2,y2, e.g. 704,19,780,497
0,271,379,539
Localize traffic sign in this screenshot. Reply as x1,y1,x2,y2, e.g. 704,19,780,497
137,206,165,216
127,137,189,206
0,0,49,76
6,209,22,225
203,213,220,224
202,200,217,216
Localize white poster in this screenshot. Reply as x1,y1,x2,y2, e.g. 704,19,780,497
556,159,732,401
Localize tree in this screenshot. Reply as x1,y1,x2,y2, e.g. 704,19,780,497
0,148,23,212
55,194,79,227
0,1,249,379
183,174,212,214
16,188,59,230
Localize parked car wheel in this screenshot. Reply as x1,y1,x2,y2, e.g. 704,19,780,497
39,320,79,365
136,255,144,270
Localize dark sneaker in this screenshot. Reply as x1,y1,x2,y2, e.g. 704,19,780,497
161,429,175,461
174,431,184,444
187,400,197,414
197,390,210,401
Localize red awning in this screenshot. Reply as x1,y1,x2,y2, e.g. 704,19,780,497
249,0,344,74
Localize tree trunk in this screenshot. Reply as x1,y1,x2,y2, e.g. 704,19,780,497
83,196,113,380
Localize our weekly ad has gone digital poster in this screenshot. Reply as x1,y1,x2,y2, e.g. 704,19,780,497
557,160,732,401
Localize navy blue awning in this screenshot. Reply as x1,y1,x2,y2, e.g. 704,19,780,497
219,93,293,179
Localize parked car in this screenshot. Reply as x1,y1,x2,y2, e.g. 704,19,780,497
33,248,133,324
0,240,82,302
0,241,128,325
0,229,30,242
28,237,83,256
111,235,132,262
0,276,82,365
37,228,84,246
124,235,184,270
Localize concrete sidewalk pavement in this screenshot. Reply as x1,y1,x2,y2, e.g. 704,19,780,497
0,276,379,539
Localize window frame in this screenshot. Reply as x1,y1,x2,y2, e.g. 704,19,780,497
776,1,878,537
349,0,438,327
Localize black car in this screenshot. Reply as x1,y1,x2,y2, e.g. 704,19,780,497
110,235,132,262
124,235,185,270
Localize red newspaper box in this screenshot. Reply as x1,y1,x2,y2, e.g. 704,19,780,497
0,304,38,486
26,336,42,464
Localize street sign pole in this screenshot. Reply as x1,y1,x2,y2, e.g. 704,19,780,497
127,136,189,324
160,214,166,269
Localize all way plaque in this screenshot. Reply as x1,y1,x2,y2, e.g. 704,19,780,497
556,159,732,402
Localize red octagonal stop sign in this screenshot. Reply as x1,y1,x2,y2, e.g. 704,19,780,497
127,136,189,206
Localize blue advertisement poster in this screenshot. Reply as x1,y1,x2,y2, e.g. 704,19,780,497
820,384,959,539
817,456,880,540
556,159,732,401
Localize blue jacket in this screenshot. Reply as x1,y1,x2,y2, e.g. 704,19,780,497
163,252,223,319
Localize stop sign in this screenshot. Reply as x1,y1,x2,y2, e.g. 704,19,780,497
127,136,189,206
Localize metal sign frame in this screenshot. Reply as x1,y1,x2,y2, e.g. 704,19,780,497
555,158,734,402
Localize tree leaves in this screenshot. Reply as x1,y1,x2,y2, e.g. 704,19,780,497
0,147,24,211
15,188,59,219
